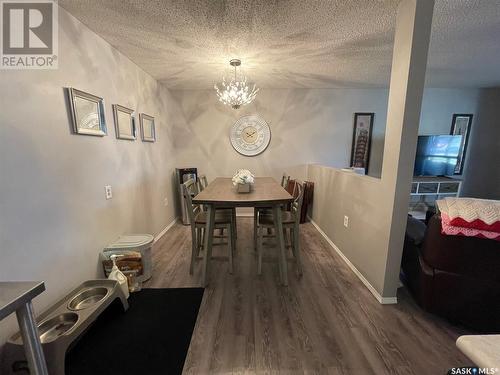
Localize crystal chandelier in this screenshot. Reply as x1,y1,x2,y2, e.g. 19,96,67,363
214,59,259,109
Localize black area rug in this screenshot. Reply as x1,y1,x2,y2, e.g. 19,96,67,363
66,288,204,375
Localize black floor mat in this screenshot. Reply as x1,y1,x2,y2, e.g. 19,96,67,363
66,288,204,375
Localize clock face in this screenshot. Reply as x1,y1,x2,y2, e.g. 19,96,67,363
230,115,271,156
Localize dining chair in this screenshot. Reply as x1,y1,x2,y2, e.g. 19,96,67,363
256,180,304,278
253,172,290,250
198,174,237,239
182,178,235,275
197,174,208,193
281,173,290,189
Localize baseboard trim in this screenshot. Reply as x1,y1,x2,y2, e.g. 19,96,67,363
154,217,178,243
308,218,397,305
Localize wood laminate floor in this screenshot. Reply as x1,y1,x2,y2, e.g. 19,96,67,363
144,218,472,374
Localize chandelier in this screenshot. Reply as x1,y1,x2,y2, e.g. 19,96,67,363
214,59,259,109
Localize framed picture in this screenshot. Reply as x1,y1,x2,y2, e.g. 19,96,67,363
112,104,136,140
67,88,106,136
139,113,156,142
450,114,473,175
350,113,374,173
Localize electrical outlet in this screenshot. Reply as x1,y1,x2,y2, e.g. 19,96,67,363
163,197,169,206
105,185,113,200
343,215,349,228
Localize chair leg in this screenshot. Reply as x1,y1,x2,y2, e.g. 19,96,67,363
231,218,237,254
227,224,234,274
232,208,237,239
257,226,263,275
273,205,287,286
196,227,201,253
202,206,216,286
253,208,258,252
294,223,303,277
200,227,205,255
190,227,197,275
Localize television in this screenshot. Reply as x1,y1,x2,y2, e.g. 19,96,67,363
413,135,462,176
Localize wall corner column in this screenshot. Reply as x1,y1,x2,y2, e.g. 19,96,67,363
380,0,435,298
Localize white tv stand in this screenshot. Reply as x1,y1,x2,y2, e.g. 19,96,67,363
409,176,461,219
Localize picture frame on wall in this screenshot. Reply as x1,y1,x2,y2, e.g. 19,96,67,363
139,113,156,142
350,113,374,173
112,104,136,140
67,88,106,136
450,113,473,175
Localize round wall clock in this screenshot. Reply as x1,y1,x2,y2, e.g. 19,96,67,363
230,115,271,156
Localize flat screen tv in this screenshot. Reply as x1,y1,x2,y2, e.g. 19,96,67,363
414,135,462,176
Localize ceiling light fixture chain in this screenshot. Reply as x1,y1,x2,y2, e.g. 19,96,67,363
214,59,259,109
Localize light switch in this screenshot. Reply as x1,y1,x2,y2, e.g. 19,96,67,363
105,185,113,200
343,215,349,228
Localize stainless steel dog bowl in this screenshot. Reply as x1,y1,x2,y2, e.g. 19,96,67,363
67,287,108,311
38,313,78,344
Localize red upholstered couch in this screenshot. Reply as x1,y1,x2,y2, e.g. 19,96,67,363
401,214,500,332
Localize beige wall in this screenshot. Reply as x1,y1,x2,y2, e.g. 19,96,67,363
307,165,392,294
461,88,500,199
308,0,435,301
169,88,390,181
170,87,483,183
306,85,499,301
0,8,177,347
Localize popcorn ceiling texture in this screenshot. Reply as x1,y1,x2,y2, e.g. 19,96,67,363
59,0,500,89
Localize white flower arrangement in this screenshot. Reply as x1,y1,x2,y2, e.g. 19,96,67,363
232,169,255,186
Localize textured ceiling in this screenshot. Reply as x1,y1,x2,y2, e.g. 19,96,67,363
59,0,500,89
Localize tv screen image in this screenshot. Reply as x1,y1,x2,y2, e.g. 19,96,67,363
413,135,462,176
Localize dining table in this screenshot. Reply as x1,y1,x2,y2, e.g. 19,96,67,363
192,177,294,286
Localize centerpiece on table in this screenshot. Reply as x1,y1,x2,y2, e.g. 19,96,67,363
232,169,255,193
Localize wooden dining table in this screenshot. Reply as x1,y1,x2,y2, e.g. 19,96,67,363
192,177,294,286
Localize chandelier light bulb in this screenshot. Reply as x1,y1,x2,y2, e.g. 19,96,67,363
214,59,259,109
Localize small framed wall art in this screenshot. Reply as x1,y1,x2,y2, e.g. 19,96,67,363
450,113,473,175
350,113,374,173
112,104,136,140
139,113,156,142
67,87,106,136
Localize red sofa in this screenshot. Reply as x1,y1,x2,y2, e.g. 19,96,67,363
401,214,500,332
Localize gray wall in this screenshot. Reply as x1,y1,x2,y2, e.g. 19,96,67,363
170,88,483,180
305,87,500,299
169,88,389,181
461,88,500,199
0,8,177,347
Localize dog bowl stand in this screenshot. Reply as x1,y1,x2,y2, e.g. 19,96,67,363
0,281,49,375
2,279,128,375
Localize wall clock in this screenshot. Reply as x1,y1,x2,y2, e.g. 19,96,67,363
230,115,271,156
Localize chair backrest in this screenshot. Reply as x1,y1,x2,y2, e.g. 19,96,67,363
197,174,208,192
291,180,304,225
281,173,290,188
182,178,201,226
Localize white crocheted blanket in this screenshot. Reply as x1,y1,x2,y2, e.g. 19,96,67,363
440,197,500,225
